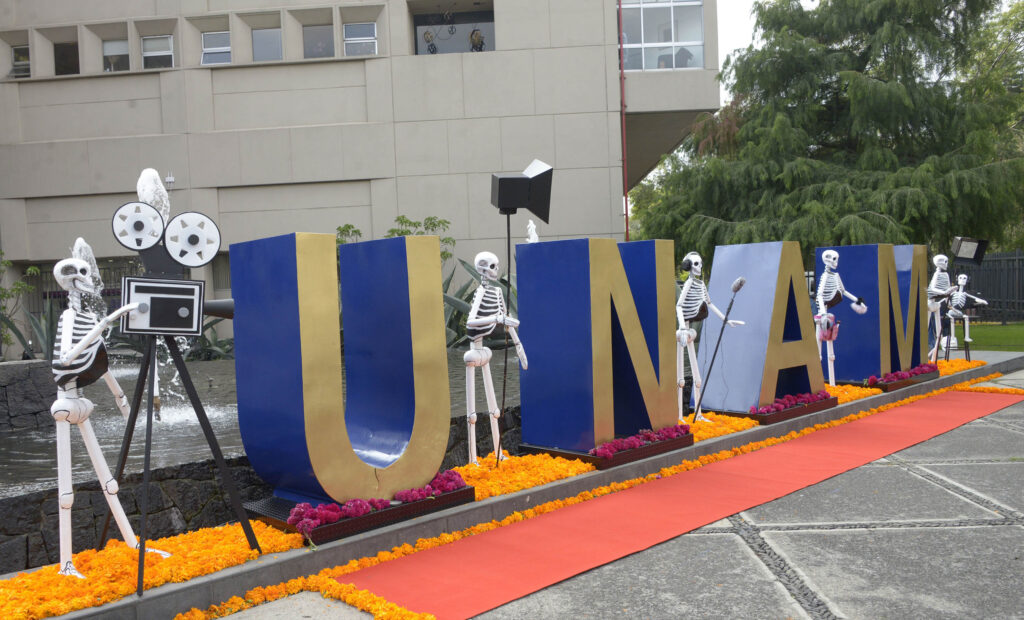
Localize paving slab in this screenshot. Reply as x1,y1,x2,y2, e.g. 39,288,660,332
742,467,999,525
984,400,1024,423
476,533,808,619
761,526,1024,619
893,422,1024,461
924,463,1024,513
231,591,368,619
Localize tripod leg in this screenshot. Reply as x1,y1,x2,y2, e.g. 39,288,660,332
164,336,261,553
98,336,153,550
136,339,158,597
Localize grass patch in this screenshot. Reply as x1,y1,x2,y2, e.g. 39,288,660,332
946,322,1024,352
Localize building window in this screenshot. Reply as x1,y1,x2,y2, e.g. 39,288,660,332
252,27,282,61
343,23,376,56
621,0,703,71
54,41,79,75
142,35,173,69
414,12,493,55
10,45,29,78
201,31,230,65
303,24,334,58
103,39,129,72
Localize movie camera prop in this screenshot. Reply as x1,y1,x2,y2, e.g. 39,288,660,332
98,198,260,596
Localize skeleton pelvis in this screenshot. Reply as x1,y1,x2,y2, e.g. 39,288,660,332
51,396,94,424
927,299,941,313
464,346,493,367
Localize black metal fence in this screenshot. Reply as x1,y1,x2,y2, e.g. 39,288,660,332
955,251,1024,323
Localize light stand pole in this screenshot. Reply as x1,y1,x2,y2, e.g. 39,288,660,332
692,277,745,422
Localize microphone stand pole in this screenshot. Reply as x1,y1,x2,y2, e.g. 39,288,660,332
692,287,741,423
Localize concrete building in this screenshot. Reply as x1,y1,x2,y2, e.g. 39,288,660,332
0,0,719,354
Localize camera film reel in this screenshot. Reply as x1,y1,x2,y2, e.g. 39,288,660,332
164,212,222,268
112,202,165,250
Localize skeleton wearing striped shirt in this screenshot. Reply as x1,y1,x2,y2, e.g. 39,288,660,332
946,273,987,346
49,246,167,579
815,250,867,387
463,251,527,465
675,252,743,423
926,254,956,362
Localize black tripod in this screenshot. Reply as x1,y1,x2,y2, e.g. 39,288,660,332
97,334,260,597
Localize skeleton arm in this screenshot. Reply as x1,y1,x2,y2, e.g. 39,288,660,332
704,286,744,327
59,303,140,366
965,292,988,305
835,273,865,306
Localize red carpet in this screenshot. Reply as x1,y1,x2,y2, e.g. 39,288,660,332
342,391,1023,619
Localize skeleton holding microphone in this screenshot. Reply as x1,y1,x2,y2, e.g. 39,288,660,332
815,250,868,387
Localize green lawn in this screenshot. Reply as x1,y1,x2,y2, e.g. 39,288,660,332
949,322,1024,352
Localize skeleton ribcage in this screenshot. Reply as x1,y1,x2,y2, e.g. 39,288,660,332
466,285,503,340
680,279,709,322
52,313,107,388
928,271,950,300
817,272,842,309
948,289,968,318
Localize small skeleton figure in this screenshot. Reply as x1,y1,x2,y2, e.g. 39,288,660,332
927,254,957,362
464,252,527,465
526,219,539,243
815,250,868,387
946,273,987,350
50,246,167,578
676,252,744,422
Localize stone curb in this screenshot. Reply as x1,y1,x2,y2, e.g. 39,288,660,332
63,354,1024,619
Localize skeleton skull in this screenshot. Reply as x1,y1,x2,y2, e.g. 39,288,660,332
822,250,839,271
53,259,96,295
683,252,703,277
474,251,500,281
957,273,968,286
933,254,948,270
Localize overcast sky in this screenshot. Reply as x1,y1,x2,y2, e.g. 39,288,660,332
717,0,760,103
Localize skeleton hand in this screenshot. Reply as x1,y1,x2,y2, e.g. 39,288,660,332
977,299,988,305
726,320,744,327
501,314,520,328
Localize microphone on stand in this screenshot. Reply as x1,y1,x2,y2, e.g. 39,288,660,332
692,276,746,421
731,277,746,293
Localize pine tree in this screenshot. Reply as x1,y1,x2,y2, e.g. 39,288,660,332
633,0,1024,265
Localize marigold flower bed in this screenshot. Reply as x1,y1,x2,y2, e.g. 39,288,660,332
689,412,759,441
826,383,883,404
0,521,302,620
937,358,987,376
452,452,596,500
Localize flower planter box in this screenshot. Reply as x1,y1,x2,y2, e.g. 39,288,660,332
719,395,839,425
519,433,695,470
872,370,940,392
244,485,476,545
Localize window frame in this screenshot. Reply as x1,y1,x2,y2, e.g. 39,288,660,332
621,0,704,71
343,22,377,57
102,39,129,72
141,34,174,69
11,44,29,78
302,23,334,59
251,27,283,62
53,41,79,76
200,30,231,66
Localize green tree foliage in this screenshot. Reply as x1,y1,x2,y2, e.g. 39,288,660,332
633,0,1024,265
384,215,456,263
0,252,40,356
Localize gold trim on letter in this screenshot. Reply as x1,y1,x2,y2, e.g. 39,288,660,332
878,244,929,374
759,241,825,406
589,239,677,445
299,233,450,501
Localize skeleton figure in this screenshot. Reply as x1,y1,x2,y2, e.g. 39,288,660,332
676,252,743,422
464,252,527,465
815,250,868,387
50,245,167,578
927,254,956,362
946,273,987,349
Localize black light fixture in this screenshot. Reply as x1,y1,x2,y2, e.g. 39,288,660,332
950,236,988,265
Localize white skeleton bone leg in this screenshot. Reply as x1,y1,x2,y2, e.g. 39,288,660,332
54,417,82,578
685,329,705,421
480,361,504,461
676,333,686,422
77,419,137,546
963,315,972,343
826,339,836,387
465,362,478,466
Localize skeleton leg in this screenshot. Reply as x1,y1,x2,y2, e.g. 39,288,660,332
816,322,823,360
480,362,505,461
54,418,82,578
101,371,131,419
78,419,136,547
826,339,836,387
928,310,942,363
686,338,707,422
676,337,686,422
465,365,478,465
963,316,972,361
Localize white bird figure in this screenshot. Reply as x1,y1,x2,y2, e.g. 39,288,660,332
945,273,987,356
926,254,956,362
136,168,170,224
814,250,867,387
675,252,743,422
463,251,527,465
526,220,539,243
50,243,168,578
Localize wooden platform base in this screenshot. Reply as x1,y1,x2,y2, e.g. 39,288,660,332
717,395,840,424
